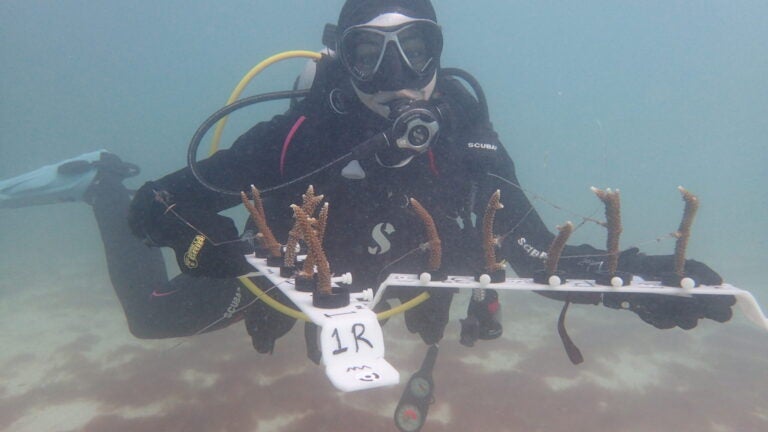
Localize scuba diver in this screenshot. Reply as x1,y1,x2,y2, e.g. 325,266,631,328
1,0,735,356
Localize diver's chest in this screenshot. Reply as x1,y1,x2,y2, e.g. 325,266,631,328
321,177,460,257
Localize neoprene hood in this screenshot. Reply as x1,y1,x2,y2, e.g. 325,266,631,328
338,0,438,31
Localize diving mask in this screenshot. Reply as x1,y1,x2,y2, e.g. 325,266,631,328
339,14,443,83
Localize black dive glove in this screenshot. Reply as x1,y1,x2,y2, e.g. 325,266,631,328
618,247,723,286
460,289,503,347
603,248,735,329
244,288,297,354
160,208,252,278
399,288,454,345
603,292,735,330
129,184,251,278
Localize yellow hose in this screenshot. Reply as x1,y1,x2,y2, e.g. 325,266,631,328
238,276,431,322
376,292,431,320
238,276,308,320
208,50,323,155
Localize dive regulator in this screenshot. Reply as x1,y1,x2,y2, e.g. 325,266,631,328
351,98,448,168
378,99,445,167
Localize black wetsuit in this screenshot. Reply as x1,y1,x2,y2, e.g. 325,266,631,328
89,172,251,339
109,57,660,344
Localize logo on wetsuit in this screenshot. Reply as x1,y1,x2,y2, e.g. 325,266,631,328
467,142,498,151
184,235,206,269
517,237,548,260
223,288,242,319
368,222,395,255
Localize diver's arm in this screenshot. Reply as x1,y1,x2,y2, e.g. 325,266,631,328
129,109,307,228
456,123,640,278
483,144,724,287
128,55,344,239
435,75,598,277
467,123,733,328
457,124,564,277
127,111,304,277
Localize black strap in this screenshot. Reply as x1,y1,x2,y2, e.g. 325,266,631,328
557,300,584,365
304,322,322,365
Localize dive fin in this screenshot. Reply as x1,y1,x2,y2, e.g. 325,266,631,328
0,149,109,209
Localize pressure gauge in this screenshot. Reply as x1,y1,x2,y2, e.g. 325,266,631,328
409,376,432,399
395,403,424,432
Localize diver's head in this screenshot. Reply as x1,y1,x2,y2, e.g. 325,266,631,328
336,0,443,117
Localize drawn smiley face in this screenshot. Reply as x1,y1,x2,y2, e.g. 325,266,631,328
356,371,381,382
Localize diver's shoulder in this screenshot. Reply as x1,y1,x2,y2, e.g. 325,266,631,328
435,68,488,127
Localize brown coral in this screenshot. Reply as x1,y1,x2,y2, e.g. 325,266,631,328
673,186,699,276
546,221,574,275
241,185,281,258
284,185,325,267
409,198,442,271
290,204,332,295
591,187,622,275
483,190,506,273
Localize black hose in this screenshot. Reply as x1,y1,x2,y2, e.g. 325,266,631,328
441,67,490,122
189,70,489,197
187,89,312,197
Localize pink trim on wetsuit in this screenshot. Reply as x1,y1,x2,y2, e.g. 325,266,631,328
150,288,180,298
280,116,307,176
427,148,439,176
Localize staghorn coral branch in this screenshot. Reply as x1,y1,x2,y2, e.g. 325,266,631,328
300,220,318,278
301,185,325,215
674,186,699,276
298,203,330,276
241,185,281,257
300,248,316,279
546,221,574,275
284,229,300,268
483,190,506,273
591,187,622,275
284,185,325,268
316,202,329,242
291,204,331,294
409,198,442,271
